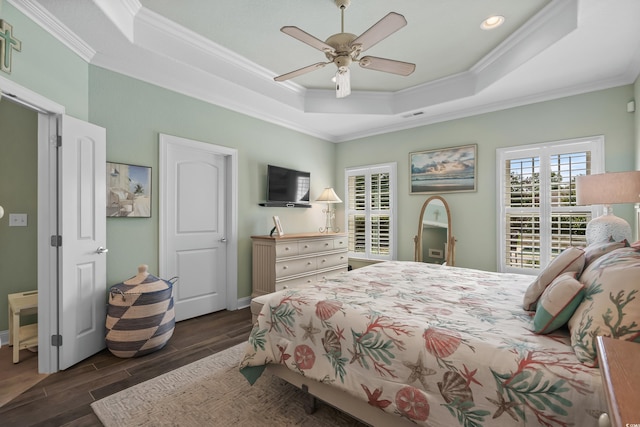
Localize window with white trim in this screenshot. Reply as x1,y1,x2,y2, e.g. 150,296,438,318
345,163,397,260
497,136,604,273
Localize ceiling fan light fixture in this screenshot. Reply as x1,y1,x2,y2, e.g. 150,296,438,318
481,15,505,30
335,68,351,98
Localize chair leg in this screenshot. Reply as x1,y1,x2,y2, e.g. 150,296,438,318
12,312,20,363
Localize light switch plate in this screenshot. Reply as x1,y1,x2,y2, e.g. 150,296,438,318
9,213,27,227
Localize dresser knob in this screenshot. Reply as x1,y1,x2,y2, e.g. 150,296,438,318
598,413,610,427
283,266,288,270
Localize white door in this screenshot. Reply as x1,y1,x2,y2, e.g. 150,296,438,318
160,136,229,321
58,115,107,370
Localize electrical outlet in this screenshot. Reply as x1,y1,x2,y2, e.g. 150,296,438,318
9,213,27,227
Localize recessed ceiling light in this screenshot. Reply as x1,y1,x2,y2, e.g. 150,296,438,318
481,15,505,30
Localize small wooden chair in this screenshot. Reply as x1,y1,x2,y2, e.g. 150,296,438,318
8,290,38,363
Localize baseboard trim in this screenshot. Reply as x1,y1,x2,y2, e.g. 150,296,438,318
237,296,251,310
0,330,8,347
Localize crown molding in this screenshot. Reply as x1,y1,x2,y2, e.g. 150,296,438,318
92,0,141,43
9,0,636,143
8,0,95,61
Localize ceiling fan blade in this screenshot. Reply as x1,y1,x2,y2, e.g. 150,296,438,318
281,26,336,54
359,56,416,76
274,62,329,82
351,12,407,53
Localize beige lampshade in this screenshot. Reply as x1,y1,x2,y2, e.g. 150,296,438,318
316,187,342,203
576,171,640,205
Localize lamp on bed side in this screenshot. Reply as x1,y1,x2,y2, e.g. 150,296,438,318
576,171,640,245
316,187,342,233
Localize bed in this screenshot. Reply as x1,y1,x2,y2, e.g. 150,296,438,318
240,260,614,426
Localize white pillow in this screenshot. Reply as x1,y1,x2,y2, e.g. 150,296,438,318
522,247,585,311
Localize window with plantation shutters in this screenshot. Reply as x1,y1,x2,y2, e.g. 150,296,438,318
497,137,604,273
345,163,397,260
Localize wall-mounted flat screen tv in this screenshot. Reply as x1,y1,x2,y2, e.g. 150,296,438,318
267,165,310,204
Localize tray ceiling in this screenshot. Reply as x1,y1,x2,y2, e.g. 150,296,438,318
9,0,640,142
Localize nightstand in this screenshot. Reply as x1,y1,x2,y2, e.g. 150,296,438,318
596,336,640,427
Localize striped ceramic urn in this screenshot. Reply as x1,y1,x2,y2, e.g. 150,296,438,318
106,265,176,358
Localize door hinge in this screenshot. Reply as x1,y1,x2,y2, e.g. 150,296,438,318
50,235,62,247
55,135,62,147
51,334,62,347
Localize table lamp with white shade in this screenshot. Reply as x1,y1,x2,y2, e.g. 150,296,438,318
316,187,342,233
576,171,640,245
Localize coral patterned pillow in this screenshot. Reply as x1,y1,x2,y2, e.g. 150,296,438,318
522,247,585,311
533,272,585,334
568,247,640,366
583,239,629,266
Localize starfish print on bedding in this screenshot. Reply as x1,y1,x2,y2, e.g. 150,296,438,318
403,352,436,390
361,384,392,410
486,391,519,421
300,318,321,345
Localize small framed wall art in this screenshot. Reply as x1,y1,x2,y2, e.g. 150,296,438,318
272,215,284,236
106,162,152,217
409,144,477,194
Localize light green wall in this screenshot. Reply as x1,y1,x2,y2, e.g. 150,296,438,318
336,85,637,271
635,74,640,168
0,1,89,119
88,66,336,296
0,98,38,331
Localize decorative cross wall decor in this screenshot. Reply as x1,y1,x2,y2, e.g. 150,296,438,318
0,19,22,74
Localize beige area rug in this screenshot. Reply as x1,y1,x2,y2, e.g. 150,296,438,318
91,344,365,426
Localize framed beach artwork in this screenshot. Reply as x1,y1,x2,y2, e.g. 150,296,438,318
106,162,152,217
409,144,477,194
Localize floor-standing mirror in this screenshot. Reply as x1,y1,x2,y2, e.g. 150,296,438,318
414,196,455,266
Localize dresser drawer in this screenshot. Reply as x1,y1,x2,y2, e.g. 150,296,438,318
299,239,333,254
276,274,317,291
276,242,298,257
333,236,348,249
317,252,348,270
276,257,317,278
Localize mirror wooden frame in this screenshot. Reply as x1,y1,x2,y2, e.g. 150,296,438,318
414,196,456,266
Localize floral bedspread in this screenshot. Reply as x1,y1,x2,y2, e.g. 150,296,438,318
239,261,605,426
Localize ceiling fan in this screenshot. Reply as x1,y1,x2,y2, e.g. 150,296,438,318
274,0,416,98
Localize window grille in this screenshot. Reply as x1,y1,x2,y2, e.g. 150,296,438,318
345,163,396,260
497,137,603,273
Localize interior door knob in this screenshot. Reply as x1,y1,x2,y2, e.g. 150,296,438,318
220,238,228,243
96,246,109,254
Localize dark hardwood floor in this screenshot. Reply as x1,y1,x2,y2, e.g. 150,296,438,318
0,307,253,427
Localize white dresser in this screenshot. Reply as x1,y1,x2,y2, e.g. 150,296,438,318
251,232,348,297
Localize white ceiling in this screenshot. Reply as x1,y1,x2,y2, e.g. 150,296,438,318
9,0,640,142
